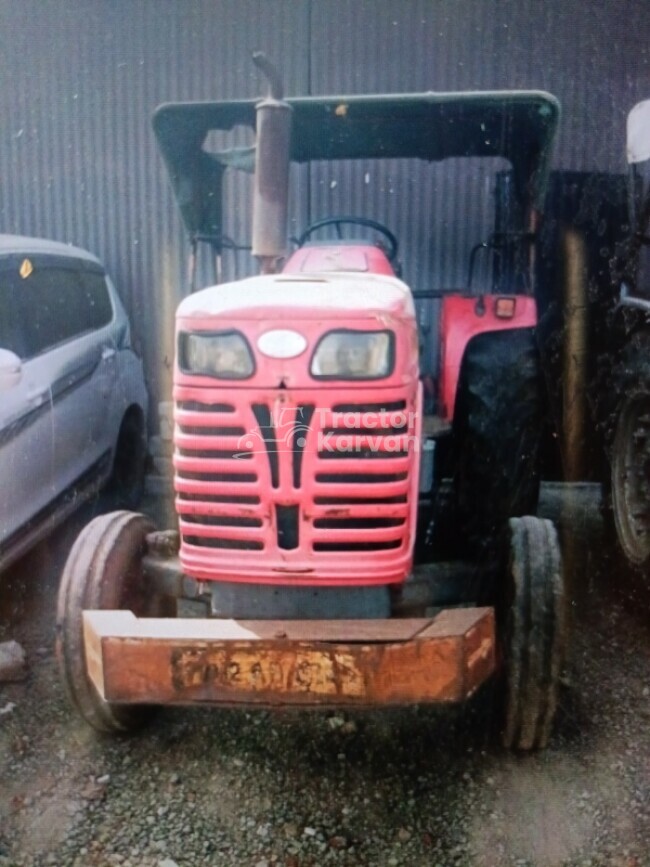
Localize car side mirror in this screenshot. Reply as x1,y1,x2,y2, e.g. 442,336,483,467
0,348,23,391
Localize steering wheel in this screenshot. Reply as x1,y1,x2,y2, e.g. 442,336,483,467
297,216,399,262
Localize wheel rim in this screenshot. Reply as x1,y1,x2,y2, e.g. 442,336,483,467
612,393,650,566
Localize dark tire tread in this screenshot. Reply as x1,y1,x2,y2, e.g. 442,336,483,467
607,333,650,569
455,329,542,544
503,516,567,751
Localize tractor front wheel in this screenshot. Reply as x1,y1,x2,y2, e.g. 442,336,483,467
502,516,567,751
56,511,160,733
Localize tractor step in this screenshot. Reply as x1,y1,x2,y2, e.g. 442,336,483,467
82,607,495,708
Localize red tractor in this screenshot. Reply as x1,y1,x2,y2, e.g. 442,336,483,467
56,57,566,750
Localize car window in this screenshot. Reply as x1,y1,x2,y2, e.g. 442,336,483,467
79,270,114,331
0,270,27,358
19,266,113,359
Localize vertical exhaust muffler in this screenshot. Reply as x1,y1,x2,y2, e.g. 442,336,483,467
252,52,292,274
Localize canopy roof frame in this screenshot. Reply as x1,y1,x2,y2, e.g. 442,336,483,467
152,90,560,250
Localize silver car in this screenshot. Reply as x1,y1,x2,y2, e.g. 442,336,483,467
0,235,148,572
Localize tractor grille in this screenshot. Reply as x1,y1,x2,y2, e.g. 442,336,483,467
175,399,262,551
174,386,419,585
310,398,410,552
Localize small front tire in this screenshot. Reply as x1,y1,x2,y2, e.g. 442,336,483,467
501,516,567,751
56,511,160,733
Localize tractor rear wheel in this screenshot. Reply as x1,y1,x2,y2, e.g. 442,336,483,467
502,516,567,751
454,329,542,547
56,511,160,733
609,336,650,569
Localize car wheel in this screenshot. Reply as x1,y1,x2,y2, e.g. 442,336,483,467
107,407,147,509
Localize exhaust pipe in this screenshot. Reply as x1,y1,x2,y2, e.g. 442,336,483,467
252,52,292,275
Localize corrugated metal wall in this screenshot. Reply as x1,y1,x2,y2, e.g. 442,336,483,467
0,0,311,406
1,0,649,411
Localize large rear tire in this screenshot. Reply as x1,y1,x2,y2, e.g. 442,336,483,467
454,329,542,547
608,335,650,569
502,516,567,751
55,511,160,733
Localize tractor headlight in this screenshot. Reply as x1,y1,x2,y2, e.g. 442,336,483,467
178,331,255,379
310,330,394,379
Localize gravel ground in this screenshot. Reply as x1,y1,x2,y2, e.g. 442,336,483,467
0,485,649,867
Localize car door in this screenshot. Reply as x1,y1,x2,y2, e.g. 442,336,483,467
18,260,116,497
0,260,55,549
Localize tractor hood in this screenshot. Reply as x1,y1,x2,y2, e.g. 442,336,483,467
154,90,559,249
176,272,415,321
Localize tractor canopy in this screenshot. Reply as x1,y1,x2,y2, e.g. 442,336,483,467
153,91,559,249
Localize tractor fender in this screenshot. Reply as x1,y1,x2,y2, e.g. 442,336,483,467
439,294,537,421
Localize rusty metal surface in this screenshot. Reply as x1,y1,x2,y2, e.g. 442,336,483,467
83,607,495,708
169,645,369,700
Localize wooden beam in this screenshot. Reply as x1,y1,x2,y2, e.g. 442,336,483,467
82,608,495,709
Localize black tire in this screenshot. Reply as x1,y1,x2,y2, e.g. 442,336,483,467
607,333,650,569
501,516,567,751
106,408,147,509
56,511,161,734
454,328,542,546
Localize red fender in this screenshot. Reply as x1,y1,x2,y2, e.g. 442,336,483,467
439,295,537,421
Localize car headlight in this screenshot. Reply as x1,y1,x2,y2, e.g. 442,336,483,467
311,330,394,379
178,331,255,379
